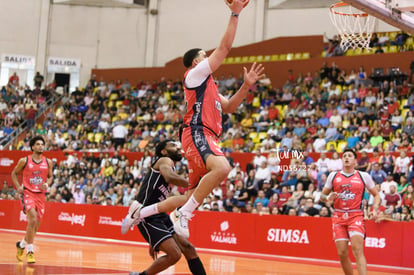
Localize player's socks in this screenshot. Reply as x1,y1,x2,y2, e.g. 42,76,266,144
179,195,200,216
187,257,207,275
20,239,27,248
139,204,159,219
26,244,34,253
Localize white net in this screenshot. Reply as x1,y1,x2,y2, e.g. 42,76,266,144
329,2,376,51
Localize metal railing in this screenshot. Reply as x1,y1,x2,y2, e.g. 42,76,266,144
0,92,63,150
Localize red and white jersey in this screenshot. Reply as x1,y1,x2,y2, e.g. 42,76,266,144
325,170,375,212
22,155,49,193
183,59,223,137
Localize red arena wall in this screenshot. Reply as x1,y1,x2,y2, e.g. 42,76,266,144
0,200,413,270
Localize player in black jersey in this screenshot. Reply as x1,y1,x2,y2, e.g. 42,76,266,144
125,139,206,275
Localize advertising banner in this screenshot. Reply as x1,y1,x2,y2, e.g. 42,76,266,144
0,199,413,269
253,214,338,260
190,211,256,252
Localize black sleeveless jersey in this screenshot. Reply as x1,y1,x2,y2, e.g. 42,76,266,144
136,157,172,208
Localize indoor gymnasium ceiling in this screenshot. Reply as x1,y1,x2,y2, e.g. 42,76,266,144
269,0,337,9
52,0,145,8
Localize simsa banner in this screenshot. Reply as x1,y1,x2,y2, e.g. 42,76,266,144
0,200,413,269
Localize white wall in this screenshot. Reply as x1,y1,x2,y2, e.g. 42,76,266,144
0,0,401,87
0,1,41,60
155,0,258,66
49,4,148,85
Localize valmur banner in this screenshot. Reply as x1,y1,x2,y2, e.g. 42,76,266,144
190,211,256,252
0,200,413,269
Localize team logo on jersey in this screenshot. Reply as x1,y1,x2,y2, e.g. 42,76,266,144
335,177,342,183
29,176,43,185
215,100,222,113
337,189,356,201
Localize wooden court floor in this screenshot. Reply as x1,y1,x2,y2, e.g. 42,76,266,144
0,230,410,275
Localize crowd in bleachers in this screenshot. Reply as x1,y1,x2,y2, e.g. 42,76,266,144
0,71,59,146
324,31,414,57
1,55,414,223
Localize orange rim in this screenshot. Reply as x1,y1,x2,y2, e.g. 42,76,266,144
330,1,369,17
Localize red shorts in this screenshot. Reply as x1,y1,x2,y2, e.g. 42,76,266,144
21,189,46,221
332,212,365,241
181,126,224,189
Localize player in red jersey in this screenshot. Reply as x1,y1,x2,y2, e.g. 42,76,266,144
11,136,53,264
320,148,380,275
169,0,264,239
121,0,263,238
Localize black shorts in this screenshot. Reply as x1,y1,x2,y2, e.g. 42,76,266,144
138,213,174,251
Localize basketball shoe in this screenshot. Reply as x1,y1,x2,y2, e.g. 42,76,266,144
121,200,143,235
170,209,191,239
26,252,36,264
16,242,24,262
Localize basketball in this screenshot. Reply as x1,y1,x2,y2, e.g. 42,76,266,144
227,0,249,8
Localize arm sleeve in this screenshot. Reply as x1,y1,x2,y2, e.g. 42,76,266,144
185,59,212,88
360,171,376,190
324,172,336,190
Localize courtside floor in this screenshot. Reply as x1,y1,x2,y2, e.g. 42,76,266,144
0,230,411,275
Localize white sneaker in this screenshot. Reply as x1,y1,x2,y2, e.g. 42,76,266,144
170,209,191,239
121,200,142,234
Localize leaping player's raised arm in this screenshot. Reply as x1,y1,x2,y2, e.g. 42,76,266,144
208,0,249,73
185,0,249,89
219,62,264,114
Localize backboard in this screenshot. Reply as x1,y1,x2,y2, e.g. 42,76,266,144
342,0,414,34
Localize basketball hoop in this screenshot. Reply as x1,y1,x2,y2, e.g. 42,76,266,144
329,2,376,51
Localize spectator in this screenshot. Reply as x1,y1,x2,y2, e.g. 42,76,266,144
299,198,320,217
370,163,388,184
254,160,271,187
8,72,19,88
122,186,135,206
33,72,44,88
381,172,398,194
397,175,409,195
73,185,85,204
356,151,370,172
402,184,414,210
254,190,269,207
313,132,327,152
384,185,402,212
261,180,274,199
112,122,128,150
394,150,410,181
252,151,267,168
316,152,330,182
379,149,395,174
222,190,238,212
233,181,249,208
328,152,343,173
